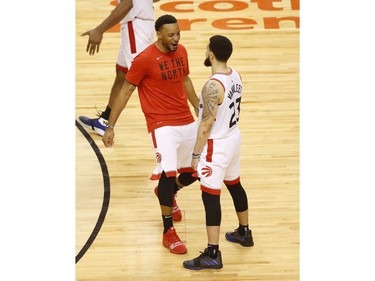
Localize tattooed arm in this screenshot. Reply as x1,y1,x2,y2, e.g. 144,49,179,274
191,79,224,169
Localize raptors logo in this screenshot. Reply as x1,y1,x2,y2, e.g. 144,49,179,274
155,152,162,163
201,166,213,177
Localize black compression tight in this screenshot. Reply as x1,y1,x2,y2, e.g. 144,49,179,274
202,191,221,226
225,181,248,212
158,171,176,207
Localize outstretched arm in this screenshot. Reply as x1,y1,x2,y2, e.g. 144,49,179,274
81,0,134,55
102,79,136,147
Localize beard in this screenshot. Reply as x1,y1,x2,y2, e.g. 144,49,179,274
204,57,211,67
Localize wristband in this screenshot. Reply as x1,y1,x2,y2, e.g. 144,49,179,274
192,153,201,159
106,124,115,129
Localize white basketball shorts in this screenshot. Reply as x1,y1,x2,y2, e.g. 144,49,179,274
149,122,198,180
197,129,242,195
116,18,155,72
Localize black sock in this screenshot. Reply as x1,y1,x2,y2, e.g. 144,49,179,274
101,106,111,120
238,224,249,235
162,215,173,234
207,244,219,259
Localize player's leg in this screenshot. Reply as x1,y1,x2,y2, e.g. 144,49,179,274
77,65,126,136
223,132,254,247
224,179,254,247
78,19,154,136
107,18,154,113
183,158,224,270
164,121,199,219
154,170,196,222
151,125,186,221
150,126,187,254
77,26,130,136
108,18,154,114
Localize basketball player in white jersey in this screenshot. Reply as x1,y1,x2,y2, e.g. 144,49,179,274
78,0,159,136
183,35,254,270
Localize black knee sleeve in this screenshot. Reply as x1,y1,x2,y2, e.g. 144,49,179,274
225,181,248,212
158,171,176,206
176,172,197,187
202,191,221,226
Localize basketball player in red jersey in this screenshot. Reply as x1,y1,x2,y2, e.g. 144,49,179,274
102,15,199,255
79,1,186,223
183,35,254,270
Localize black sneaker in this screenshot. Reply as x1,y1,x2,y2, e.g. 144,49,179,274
183,248,223,270
225,228,254,247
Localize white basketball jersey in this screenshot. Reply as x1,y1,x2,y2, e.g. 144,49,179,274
119,0,155,25
199,68,243,139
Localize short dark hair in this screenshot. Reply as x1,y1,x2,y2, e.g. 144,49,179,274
209,35,233,62
155,14,178,31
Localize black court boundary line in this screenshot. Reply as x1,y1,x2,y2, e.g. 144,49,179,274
75,120,110,263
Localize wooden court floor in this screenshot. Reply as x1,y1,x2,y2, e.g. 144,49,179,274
76,0,299,280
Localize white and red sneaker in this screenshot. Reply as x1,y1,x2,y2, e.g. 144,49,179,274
163,227,187,254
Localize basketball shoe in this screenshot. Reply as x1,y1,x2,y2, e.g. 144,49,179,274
154,187,182,221
163,227,187,254
78,115,107,136
225,228,254,247
183,248,223,270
